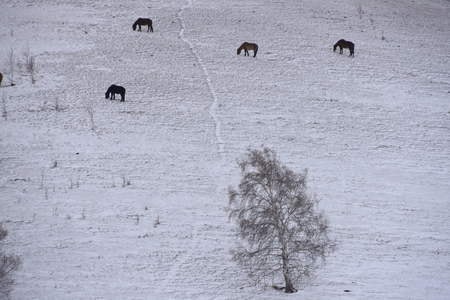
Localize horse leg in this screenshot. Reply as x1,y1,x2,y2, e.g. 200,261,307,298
150,24,153,32
340,46,343,54
138,24,141,31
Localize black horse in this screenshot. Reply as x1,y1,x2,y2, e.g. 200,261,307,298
333,39,355,57
132,18,153,32
105,85,126,102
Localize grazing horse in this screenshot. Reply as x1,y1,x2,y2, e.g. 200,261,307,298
132,18,153,32
333,39,354,57
0,72,2,86
105,85,126,102
237,42,258,57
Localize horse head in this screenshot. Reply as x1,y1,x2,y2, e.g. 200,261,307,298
237,47,242,55
105,90,110,99
132,22,137,31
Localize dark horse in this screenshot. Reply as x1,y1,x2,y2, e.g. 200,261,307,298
333,39,354,57
132,18,153,32
237,42,258,57
105,85,126,102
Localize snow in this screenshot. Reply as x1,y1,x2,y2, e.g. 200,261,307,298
1,0,449,299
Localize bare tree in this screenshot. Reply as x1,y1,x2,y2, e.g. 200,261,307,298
0,224,21,299
228,148,335,293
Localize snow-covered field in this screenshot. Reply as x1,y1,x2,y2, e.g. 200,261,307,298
1,0,449,299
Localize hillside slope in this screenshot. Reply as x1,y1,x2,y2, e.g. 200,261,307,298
1,0,449,299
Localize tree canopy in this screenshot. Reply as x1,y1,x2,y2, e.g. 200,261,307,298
228,148,335,293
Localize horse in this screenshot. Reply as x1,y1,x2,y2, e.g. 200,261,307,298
237,42,258,57
132,18,153,32
105,84,126,102
333,39,354,57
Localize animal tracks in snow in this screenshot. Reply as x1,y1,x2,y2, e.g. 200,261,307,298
177,0,225,155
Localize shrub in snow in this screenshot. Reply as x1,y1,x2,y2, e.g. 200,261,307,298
0,224,21,299
7,49,15,86
23,49,36,84
1,93,7,121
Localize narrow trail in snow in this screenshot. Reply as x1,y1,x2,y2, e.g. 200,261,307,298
155,1,228,294
177,0,225,155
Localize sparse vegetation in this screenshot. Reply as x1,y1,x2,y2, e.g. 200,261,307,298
1,93,7,121
357,3,364,19
121,175,131,187
153,215,160,228
7,49,15,86
228,148,335,293
127,214,143,225
69,177,80,189
0,224,21,299
86,105,95,132
23,48,37,84
53,97,64,112
39,169,45,190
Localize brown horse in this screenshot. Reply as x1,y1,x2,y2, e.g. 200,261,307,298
237,42,258,57
132,18,153,32
333,39,354,57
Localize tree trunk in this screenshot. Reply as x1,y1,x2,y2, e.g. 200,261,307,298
282,252,297,293
284,273,296,293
